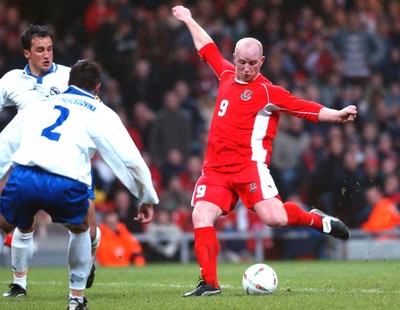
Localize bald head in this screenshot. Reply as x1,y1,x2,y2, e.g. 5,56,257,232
233,37,265,83
234,37,263,57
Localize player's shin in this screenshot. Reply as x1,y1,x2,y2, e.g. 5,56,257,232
11,228,34,289
283,202,322,229
11,228,34,274
68,230,92,293
194,226,219,288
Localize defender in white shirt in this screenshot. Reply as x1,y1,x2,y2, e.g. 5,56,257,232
0,60,158,310
0,26,70,111
0,25,101,294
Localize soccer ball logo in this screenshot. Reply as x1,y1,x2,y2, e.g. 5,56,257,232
242,263,278,295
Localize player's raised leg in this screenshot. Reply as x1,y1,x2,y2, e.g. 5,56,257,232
254,199,350,240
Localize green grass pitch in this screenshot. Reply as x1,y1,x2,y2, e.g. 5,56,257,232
0,260,399,309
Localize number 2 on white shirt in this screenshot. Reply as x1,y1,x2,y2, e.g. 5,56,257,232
41,105,70,141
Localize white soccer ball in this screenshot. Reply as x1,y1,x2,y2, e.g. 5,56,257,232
242,263,278,295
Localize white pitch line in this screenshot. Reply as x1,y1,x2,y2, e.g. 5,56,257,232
0,280,398,294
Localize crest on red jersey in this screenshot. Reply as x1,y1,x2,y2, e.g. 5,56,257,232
249,182,257,192
241,89,252,101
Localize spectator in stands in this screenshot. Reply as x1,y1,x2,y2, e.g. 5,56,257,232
361,121,380,147
382,48,400,85
383,174,400,205
84,0,117,39
92,7,119,77
246,5,267,44
301,130,327,175
389,12,400,48
145,209,182,262
337,151,367,227
159,174,191,212
107,186,143,234
173,80,205,153
220,1,248,48
130,101,155,151
271,115,311,199
388,109,400,151
141,151,163,197
361,156,384,191
160,148,186,188
148,91,191,164
171,203,193,233
329,10,386,86
135,5,172,64
384,81,400,114
100,78,123,111
122,59,164,112
166,46,198,88
112,19,137,79
160,174,193,231
319,72,342,108
0,6,26,72
361,187,400,235
307,131,345,215
180,154,203,195
304,37,335,83
97,211,146,266
382,157,399,182
377,132,396,162
346,135,364,166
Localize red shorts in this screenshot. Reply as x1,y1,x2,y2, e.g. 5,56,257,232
191,162,279,214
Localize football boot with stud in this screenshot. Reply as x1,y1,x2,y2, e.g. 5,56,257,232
310,209,350,240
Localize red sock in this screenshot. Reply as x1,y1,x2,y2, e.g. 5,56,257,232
283,202,322,230
4,234,12,248
194,226,219,288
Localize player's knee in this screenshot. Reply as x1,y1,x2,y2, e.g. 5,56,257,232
254,199,288,228
12,228,34,247
257,209,287,227
266,218,286,228
192,203,221,227
191,209,204,226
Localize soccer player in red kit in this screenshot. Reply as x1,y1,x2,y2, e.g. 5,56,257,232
172,5,357,297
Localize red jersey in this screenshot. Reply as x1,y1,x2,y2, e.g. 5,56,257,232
199,43,323,170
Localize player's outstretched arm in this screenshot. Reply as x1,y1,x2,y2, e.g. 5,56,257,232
318,105,357,123
172,5,213,51
134,203,154,224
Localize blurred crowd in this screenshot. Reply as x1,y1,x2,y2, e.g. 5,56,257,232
1,0,400,262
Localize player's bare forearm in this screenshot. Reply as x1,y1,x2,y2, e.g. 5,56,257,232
318,105,357,123
172,5,213,51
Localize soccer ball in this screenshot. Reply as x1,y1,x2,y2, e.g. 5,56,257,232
242,263,278,295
